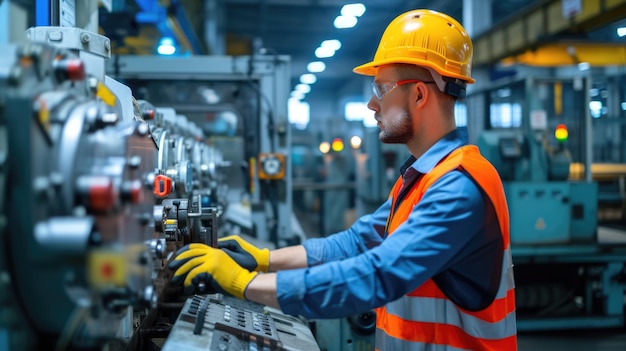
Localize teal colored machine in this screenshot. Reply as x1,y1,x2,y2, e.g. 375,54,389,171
478,127,598,245
476,78,626,331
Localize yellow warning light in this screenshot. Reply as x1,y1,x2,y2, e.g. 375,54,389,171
555,124,568,142
88,250,126,288
331,138,344,152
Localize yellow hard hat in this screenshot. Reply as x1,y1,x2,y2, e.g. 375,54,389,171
353,9,475,84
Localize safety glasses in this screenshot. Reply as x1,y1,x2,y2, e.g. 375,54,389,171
371,79,436,100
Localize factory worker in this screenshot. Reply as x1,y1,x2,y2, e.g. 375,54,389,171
170,9,517,351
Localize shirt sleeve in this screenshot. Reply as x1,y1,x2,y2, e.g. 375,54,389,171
302,198,391,266
277,170,486,319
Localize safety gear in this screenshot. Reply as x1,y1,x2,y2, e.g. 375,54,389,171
218,235,270,272
371,79,435,100
377,145,517,350
353,9,475,84
169,243,258,299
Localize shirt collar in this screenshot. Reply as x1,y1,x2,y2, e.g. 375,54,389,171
400,127,469,176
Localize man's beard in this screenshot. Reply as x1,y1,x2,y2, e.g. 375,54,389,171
379,109,413,144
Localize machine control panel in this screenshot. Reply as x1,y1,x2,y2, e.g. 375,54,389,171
163,294,320,351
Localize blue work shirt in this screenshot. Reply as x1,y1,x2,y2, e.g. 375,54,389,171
277,128,503,319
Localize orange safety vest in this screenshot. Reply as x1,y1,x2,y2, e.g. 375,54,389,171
376,145,517,351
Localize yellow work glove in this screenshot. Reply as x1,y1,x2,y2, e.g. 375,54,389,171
218,235,270,272
169,243,258,299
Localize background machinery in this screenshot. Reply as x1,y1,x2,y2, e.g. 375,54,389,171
0,4,317,350
106,51,303,248
476,77,626,331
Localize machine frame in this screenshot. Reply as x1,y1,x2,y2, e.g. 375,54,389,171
106,54,299,247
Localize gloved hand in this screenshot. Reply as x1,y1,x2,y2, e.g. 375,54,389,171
218,235,270,272
169,243,258,299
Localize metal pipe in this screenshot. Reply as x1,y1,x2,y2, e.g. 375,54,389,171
292,182,357,191
139,326,172,339
585,76,593,182
158,302,185,310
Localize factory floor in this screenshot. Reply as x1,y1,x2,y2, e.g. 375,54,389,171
518,328,626,350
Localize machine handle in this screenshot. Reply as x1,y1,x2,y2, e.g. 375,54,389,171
153,174,172,197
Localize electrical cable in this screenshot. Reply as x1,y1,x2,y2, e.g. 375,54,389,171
55,307,89,351
131,96,144,122
244,79,276,153
263,179,280,248
244,51,280,153
243,57,283,244
535,286,577,317
1,136,59,350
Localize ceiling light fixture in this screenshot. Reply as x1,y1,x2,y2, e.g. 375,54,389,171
315,46,335,58
341,3,366,17
157,37,176,55
291,90,305,100
307,61,326,73
296,84,311,94
334,15,357,29
618,27,626,37
288,98,310,129
321,39,342,51
300,74,317,84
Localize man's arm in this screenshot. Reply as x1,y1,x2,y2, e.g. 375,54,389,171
243,245,307,308
242,204,391,306
244,273,280,308
269,245,307,271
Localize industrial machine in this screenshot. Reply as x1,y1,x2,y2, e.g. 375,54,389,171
0,4,315,348
476,78,626,331
106,52,302,248
162,294,319,351
0,39,167,350
478,115,597,245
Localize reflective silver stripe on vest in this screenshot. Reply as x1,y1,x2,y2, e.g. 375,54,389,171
385,295,517,339
495,248,515,300
375,329,473,351
383,246,516,340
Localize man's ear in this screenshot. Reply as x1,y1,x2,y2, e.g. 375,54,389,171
415,83,429,106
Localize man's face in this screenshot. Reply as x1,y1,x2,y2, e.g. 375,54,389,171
367,66,414,144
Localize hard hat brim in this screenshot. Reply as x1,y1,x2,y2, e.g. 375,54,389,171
353,59,475,84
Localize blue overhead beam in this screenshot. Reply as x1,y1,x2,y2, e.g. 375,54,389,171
35,0,51,26
169,0,204,55
134,0,204,55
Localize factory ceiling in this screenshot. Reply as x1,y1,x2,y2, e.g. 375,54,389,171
95,0,626,96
